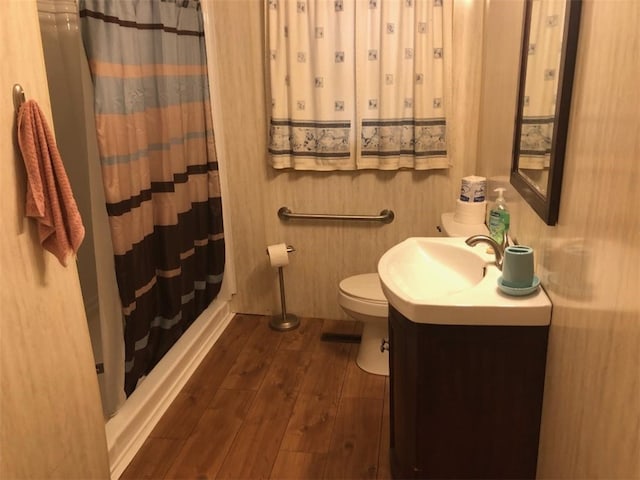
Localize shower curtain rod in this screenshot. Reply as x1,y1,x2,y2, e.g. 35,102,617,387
278,206,395,224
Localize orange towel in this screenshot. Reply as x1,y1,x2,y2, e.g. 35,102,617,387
17,100,85,267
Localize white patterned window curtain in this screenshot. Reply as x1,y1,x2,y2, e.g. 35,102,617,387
267,0,450,171
519,0,566,171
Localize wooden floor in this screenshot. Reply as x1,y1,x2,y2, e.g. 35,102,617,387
121,314,391,479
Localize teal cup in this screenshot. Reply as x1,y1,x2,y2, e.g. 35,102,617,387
502,245,534,288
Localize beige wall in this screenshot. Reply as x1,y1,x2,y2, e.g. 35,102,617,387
208,0,485,319
478,0,640,477
0,1,109,478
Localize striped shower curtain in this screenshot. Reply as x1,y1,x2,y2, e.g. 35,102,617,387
79,0,224,395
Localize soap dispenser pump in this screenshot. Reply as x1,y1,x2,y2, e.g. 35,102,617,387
488,188,510,245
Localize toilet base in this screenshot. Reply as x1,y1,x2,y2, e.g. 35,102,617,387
356,317,389,376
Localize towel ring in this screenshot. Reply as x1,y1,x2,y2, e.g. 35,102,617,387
13,84,26,113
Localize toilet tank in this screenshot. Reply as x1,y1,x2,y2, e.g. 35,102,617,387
440,212,489,237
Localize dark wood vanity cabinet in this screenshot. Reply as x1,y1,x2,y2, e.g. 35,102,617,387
388,306,549,479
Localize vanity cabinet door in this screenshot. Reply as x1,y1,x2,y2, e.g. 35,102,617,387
388,306,420,478
388,306,549,479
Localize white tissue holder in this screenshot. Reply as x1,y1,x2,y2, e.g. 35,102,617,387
266,245,299,331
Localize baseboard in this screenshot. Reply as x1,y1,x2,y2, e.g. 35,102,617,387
105,299,234,479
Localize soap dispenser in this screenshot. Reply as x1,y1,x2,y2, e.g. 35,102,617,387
488,188,510,245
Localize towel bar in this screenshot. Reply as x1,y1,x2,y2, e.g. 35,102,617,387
278,206,394,224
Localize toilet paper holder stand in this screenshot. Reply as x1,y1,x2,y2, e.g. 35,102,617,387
266,245,299,331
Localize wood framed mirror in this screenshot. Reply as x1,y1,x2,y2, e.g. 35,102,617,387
511,0,582,225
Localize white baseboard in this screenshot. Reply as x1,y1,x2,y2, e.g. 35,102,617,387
105,299,234,479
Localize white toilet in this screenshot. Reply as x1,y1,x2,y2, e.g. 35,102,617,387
338,273,389,375
338,213,489,376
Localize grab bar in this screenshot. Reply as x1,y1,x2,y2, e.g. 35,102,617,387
278,206,395,224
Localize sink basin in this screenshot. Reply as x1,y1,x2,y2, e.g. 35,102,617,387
378,237,551,326
381,237,487,301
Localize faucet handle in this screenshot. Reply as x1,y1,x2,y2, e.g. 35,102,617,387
505,233,518,247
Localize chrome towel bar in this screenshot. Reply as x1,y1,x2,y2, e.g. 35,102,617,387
278,206,394,224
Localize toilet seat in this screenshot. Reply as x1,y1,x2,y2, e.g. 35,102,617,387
338,273,388,318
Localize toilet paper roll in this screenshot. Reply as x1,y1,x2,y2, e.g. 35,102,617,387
267,243,290,267
460,176,487,203
453,199,486,225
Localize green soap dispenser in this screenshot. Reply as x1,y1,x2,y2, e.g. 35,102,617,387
488,188,510,245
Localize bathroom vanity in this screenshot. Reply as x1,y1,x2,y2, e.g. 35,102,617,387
388,306,548,479
377,237,552,479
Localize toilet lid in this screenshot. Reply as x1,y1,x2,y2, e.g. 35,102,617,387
339,274,387,303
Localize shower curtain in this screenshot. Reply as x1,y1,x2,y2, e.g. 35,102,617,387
37,0,126,417
79,0,225,395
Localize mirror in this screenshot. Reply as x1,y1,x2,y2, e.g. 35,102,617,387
511,0,582,225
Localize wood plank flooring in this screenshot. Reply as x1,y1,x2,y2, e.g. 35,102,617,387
121,314,391,479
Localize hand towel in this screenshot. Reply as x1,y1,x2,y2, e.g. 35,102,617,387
17,100,85,266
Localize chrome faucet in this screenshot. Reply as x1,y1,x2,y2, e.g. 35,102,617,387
465,235,506,270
